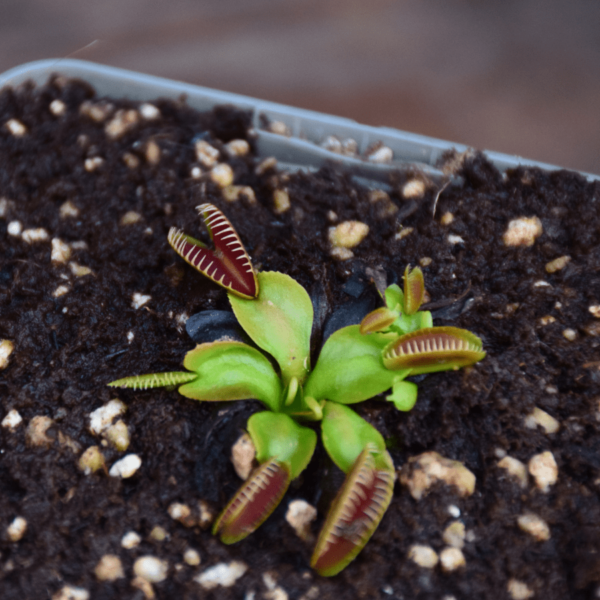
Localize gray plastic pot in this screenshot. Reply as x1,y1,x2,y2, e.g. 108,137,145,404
1,59,596,183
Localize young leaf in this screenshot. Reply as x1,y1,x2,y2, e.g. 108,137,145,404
247,411,317,480
384,283,403,311
168,203,258,299
416,310,433,330
213,458,291,544
402,265,425,315
387,379,418,411
179,341,283,411
359,307,400,335
108,371,198,390
229,271,313,386
304,325,409,405
383,326,486,374
320,402,388,473
311,443,395,577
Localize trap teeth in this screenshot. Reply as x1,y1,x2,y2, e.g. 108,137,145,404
168,204,258,299
383,326,485,374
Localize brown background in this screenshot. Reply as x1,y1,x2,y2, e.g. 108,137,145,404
2,0,600,174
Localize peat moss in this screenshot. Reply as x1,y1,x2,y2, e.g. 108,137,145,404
1,76,600,599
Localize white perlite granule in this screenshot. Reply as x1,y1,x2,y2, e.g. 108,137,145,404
139,103,161,120
439,547,466,571
517,513,551,541
184,548,201,566
210,163,235,188
330,246,354,261
285,500,317,541
195,561,248,590
94,554,124,581
84,157,104,172
528,451,558,492
2,408,23,429
78,446,105,475
225,139,250,156
52,585,90,600
273,189,291,214
268,121,291,136
503,216,543,247
5,119,27,137
231,433,256,480
408,544,438,568
0,339,14,370
7,221,22,236
69,262,92,277
104,420,130,451
133,556,168,583
89,399,126,435
524,407,560,434
195,140,219,167
121,531,142,549
168,502,195,527
53,285,70,298
442,521,466,549
366,145,393,163
60,200,79,218
109,454,142,478
7,516,27,541
132,293,151,309
105,109,139,139
448,234,465,245
120,211,142,226
328,221,369,249
401,451,476,500
26,416,54,447
545,255,571,273
402,179,426,198
49,99,67,116
498,456,528,489
51,238,71,263
22,228,49,243
507,579,534,600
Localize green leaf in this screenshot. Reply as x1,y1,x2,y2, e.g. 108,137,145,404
248,411,317,479
108,371,197,389
229,271,313,386
304,325,408,404
387,380,418,411
384,283,403,310
179,341,282,411
417,310,433,329
321,402,390,473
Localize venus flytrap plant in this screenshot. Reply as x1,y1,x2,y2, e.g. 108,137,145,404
108,203,486,577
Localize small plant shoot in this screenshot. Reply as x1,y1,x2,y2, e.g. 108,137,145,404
358,265,485,410
109,204,486,576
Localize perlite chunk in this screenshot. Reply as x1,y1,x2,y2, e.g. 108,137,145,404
0,339,14,370
400,451,476,500
328,221,369,249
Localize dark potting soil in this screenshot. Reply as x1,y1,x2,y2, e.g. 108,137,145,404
1,76,600,600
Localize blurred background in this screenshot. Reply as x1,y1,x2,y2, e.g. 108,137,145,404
2,0,600,174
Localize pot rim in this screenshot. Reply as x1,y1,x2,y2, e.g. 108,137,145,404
1,58,597,182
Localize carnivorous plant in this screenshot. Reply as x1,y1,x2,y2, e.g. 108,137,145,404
109,204,485,576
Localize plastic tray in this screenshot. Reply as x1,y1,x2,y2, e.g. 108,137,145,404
1,59,597,182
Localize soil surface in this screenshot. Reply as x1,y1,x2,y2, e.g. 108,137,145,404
1,77,600,600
